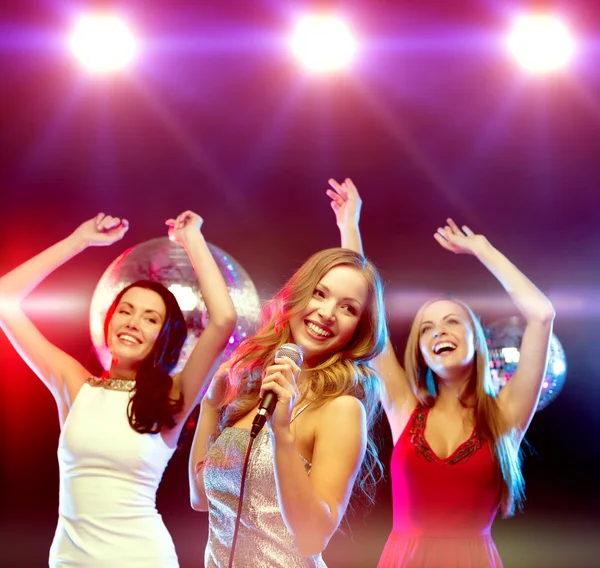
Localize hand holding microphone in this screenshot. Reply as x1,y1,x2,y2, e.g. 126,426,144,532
250,344,303,439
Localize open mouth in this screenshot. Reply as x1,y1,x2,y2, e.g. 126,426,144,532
433,341,457,355
117,333,142,345
305,320,333,339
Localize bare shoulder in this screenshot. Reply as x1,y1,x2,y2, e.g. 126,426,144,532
311,396,367,473
319,395,366,425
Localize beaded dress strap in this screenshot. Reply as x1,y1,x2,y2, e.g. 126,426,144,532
288,401,313,470
290,401,312,424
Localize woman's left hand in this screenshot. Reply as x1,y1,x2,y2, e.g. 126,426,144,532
434,218,489,256
166,211,203,246
260,357,302,434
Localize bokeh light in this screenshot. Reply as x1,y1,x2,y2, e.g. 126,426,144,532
69,14,137,73
291,15,356,73
507,14,575,74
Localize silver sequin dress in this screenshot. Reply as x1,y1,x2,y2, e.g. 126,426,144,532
203,408,327,568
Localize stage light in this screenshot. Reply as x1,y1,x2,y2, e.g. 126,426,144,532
507,14,575,73
291,16,356,72
69,14,137,73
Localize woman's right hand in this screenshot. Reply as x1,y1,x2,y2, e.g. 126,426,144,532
326,177,364,254
72,213,129,247
326,177,362,229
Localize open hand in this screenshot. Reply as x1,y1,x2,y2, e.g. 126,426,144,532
326,178,362,229
434,218,489,256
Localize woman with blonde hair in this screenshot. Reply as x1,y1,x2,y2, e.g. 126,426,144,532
189,247,388,567
327,178,555,567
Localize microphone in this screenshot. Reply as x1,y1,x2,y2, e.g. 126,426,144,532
250,343,304,439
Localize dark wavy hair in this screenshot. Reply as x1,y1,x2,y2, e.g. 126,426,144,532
104,280,187,434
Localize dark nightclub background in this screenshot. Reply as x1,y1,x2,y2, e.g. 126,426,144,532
1,1,599,567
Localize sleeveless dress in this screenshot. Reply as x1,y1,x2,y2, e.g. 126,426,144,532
203,404,327,568
49,378,179,567
378,404,503,568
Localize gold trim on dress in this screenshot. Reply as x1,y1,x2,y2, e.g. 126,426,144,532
87,376,136,392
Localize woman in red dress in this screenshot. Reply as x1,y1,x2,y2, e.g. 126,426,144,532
326,178,555,568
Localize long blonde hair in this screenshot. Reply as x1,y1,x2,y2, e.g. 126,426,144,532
404,298,524,517
218,248,388,502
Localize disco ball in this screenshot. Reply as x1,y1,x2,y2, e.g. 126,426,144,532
90,237,261,375
485,316,567,411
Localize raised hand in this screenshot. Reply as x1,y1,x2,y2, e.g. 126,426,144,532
166,210,204,246
326,178,362,229
72,213,129,247
260,357,301,434
434,218,489,256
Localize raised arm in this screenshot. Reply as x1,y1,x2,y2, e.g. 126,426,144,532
435,219,555,435
327,178,415,440
326,177,364,254
0,214,128,422
165,211,237,445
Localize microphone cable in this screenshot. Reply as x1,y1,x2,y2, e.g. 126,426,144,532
227,433,255,568
227,344,303,567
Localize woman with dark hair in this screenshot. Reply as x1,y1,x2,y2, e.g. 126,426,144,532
326,178,555,568
0,211,236,567
189,247,389,567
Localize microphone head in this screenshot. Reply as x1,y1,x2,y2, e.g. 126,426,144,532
275,343,304,366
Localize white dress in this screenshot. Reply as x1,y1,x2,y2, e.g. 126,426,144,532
49,378,179,567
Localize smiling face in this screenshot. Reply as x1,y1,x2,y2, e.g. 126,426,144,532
106,286,167,370
288,265,369,367
418,300,476,380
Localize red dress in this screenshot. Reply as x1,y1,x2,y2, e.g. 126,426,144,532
378,405,503,568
